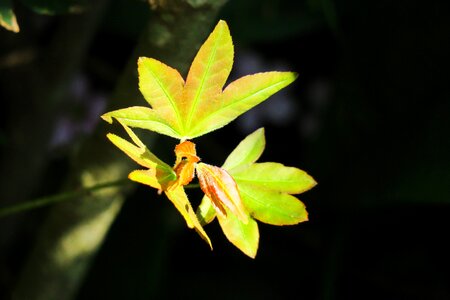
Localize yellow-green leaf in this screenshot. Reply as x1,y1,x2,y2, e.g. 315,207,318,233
232,162,317,194
196,162,248,223
182,19,233,135
222,127,265,171
164,185,212,249
138,57,184,133
217,209,259,258
105,122,174,174
238,183,308,225
196,196,216,225
128,169,172,191
0,0,19,33
102,20,298,140
220,128,316,226
129,170,212,248
102,106,182,139
190,72,298,137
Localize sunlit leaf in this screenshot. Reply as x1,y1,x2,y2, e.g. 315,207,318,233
105,122,174,178
138,57,184,133
238,183,308,225
222,127,265,171
102,20,297,140
164,185,212,249
0,0,19,33
196,162,248,223
130,170,211,248
232,162,317,194
217,208,259,258
196,196,216,225
190,72,298,137
182,19,233,133
129,169,173,191
102,106,182,139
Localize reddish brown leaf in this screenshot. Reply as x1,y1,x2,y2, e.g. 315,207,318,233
196,163,248,223
171,140,200,188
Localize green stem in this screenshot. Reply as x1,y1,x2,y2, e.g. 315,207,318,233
185,183,200,189
0,181,201,219
0,179,129,219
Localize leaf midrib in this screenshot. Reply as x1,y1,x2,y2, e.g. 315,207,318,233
192,77,291,134
186,26,223,130
239,186,299,220
146,65,183,132
115,116,180,137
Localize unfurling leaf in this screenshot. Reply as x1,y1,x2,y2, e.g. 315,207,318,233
196,163,248,223
102,20,297,140
105,123,211,247
171,141,200,188
106,123,175,185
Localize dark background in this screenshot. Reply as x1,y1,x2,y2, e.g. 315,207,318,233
1,0,449,299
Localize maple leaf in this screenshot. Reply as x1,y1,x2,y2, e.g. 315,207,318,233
101,20,316,257
197,128,317,258
101,20,297,140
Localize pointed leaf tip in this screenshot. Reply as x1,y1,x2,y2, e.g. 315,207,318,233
190,71,297,137
137,56,185,134
182,16,234,135
164,186,212,249
101,113,113,123
222,127,266,171
217,211,259,258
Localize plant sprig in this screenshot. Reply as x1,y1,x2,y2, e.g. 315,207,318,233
101,20,317,258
